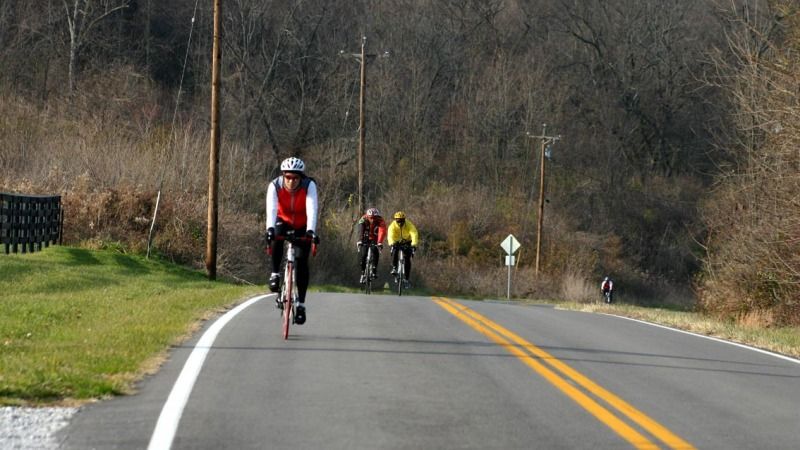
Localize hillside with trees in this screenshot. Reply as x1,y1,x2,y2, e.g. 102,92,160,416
1,0,797,325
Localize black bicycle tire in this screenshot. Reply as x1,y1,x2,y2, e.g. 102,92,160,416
361,245,369,294
282,261,293,339
369,246,378,294
366,246,372,294
397,249,404,296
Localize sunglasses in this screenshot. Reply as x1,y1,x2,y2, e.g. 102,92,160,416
284,174,300,181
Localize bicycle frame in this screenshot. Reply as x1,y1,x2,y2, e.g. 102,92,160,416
270,231,317,339
362,242,378,294
396,247,405,296
393,242,412,296
280,240,297,339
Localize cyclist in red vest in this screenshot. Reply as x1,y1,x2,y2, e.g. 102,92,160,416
266,157,319,325
600,276,614,303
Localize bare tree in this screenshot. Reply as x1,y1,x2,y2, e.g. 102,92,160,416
62,0,132,91
700,0,800,325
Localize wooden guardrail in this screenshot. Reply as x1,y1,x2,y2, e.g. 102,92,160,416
0,192,63,254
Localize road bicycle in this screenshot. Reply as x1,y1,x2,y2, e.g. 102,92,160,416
603,290,613,304
392,243,412,296
270,230,317,340
359,241,379,294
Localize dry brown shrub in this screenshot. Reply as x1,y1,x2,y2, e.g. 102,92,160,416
214,209,265,283
59,178,155,247
416,255,562,300
699,2,800,325
512,269,561,300
739,309,777,329
418,257,507,298
560,272,596,303
304,204,370,285
412,182,509,262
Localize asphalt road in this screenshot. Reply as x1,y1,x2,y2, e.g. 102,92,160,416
60,292,800,449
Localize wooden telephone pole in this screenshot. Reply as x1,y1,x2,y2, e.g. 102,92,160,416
357,36,366,216
206,0,221,280
527,124,561,276
341,36,389,215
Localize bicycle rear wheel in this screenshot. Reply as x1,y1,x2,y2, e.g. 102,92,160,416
282,262,293,339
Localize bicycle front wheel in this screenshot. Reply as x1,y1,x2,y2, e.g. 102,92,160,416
282,262,293,339
365,268,373,294
366,247,375,294
361,269,368,293
396,250,405,296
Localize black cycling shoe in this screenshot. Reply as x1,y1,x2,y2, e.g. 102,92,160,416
268,274,281,293
294,305,306,325
275,298,283,310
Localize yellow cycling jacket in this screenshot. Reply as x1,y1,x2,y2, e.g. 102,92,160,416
387,219,419,246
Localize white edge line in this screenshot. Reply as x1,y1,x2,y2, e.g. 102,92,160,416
600,313,800,365
147,294,271,450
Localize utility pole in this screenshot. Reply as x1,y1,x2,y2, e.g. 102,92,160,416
206,0,221,280
341,36,389,215
527,124,560,276
357,36,366,216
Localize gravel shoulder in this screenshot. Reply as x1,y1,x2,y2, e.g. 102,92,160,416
0,407,78,450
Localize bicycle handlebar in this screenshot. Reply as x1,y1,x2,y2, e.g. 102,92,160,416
265,233,318,257
357,241,383,253
271,234,313,243
390,242,415,257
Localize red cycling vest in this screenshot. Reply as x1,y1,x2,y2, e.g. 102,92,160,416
273,176,314,229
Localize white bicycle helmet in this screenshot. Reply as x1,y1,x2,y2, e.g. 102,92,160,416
280,157,305,173
366,207,380,217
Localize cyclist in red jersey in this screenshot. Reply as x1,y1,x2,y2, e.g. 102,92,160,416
357,207,387,284
266,157,319,325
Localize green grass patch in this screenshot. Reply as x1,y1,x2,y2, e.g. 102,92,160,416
0,246,261,406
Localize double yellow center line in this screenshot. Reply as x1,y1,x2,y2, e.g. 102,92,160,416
432,297,694,450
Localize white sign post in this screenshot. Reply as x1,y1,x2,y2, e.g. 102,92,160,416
500,234,521,300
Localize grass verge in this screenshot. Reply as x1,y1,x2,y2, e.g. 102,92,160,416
558,302,800,359
0,246,261,406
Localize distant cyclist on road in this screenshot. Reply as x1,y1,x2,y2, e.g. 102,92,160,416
266,156,319,325
600,276,614,303
357,207,387,284
387,211,419,282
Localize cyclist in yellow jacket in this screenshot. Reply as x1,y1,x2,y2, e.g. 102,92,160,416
387,211,419,281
